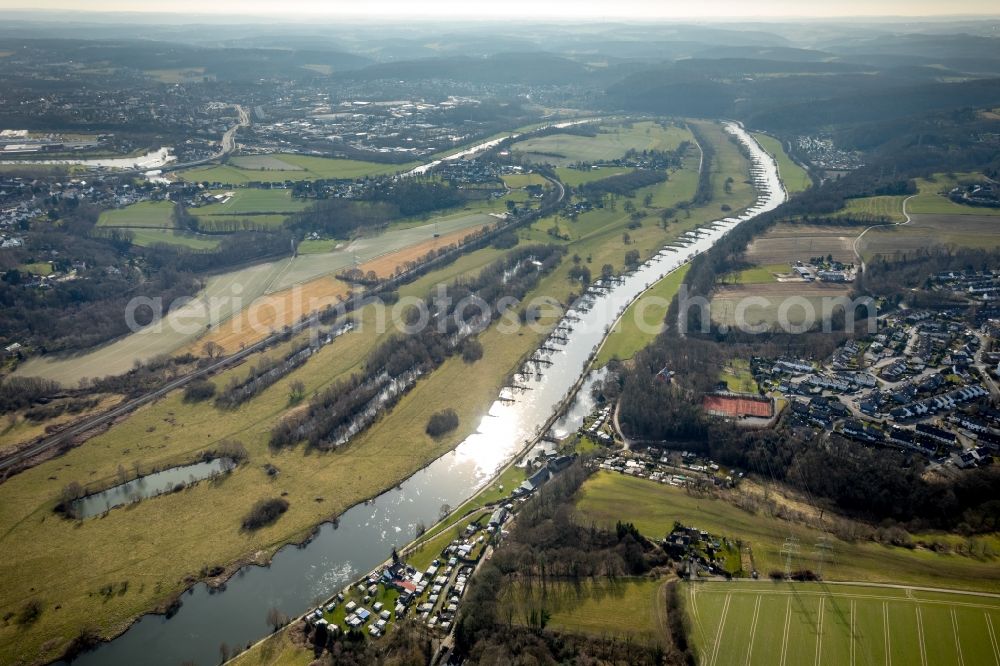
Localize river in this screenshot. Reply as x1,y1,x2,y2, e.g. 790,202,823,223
0,147,176,170
405,118,599,176
67,123,784,666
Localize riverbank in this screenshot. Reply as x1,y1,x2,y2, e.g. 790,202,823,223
0,119,777,666
212,122,785,666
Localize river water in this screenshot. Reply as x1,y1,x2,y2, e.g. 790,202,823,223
68,123,784,666
71,458,233,520
405,119,598,176
0,147,176,170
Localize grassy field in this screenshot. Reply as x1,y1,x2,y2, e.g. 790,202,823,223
120,117,759,666
229,155,305,171
753,133,811,196
721,358,759,393
842,173,1000,226
96,200,175,229
0,394,121,456
555,165,638,187
688,580,1000,666
127,228,221,250
192,188,307,233
180,155,417,184
909,173,1000,216
196,189,309,216
229,628,312,666
839,195,907,222
14,258,292,384
574,472,1000,592
513,121,690,167
17,261,53,276
727,262,790,285
594,264,689,366
296,239,341,254
500,577,669,646
502,172,549,188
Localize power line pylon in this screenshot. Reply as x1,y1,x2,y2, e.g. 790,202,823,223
780,537,800,578
814,536,834,580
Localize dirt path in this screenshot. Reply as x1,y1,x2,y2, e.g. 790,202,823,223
853,194,916,272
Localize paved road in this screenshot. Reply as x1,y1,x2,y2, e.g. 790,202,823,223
159,104,249,174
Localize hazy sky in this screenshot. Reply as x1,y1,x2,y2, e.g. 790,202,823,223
5,0,1000,19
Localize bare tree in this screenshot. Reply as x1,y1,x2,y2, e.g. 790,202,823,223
203,341,223,360
266,606,287,633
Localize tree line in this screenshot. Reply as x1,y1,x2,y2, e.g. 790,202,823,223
270,245,565,450
454,460,693,665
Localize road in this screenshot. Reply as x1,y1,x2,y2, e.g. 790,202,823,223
159,103,249,174
852,194,916,273
691,577,1000,599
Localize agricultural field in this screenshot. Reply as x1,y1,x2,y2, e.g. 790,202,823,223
95,200,175,228
193,190,309,232
574,472,1000,592
180,155,417,184
860,213,1000,261
191,275,352,354
908,173,1000,216
128,228,221,250
357,220,493,279
745,223,859,266
228,155,305,171
710,282,852,331
512,121,690,167
753,133,811,196
14,258,292,384
502,172,549,188
500,577,670,646
688,581,1000,666
840,173,1000,225
595,264,689,366
17,211,496,384
838,195,907,222
266,211,496,292
555,165,638,187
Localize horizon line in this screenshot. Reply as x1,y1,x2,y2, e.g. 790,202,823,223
3,8,1000,22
